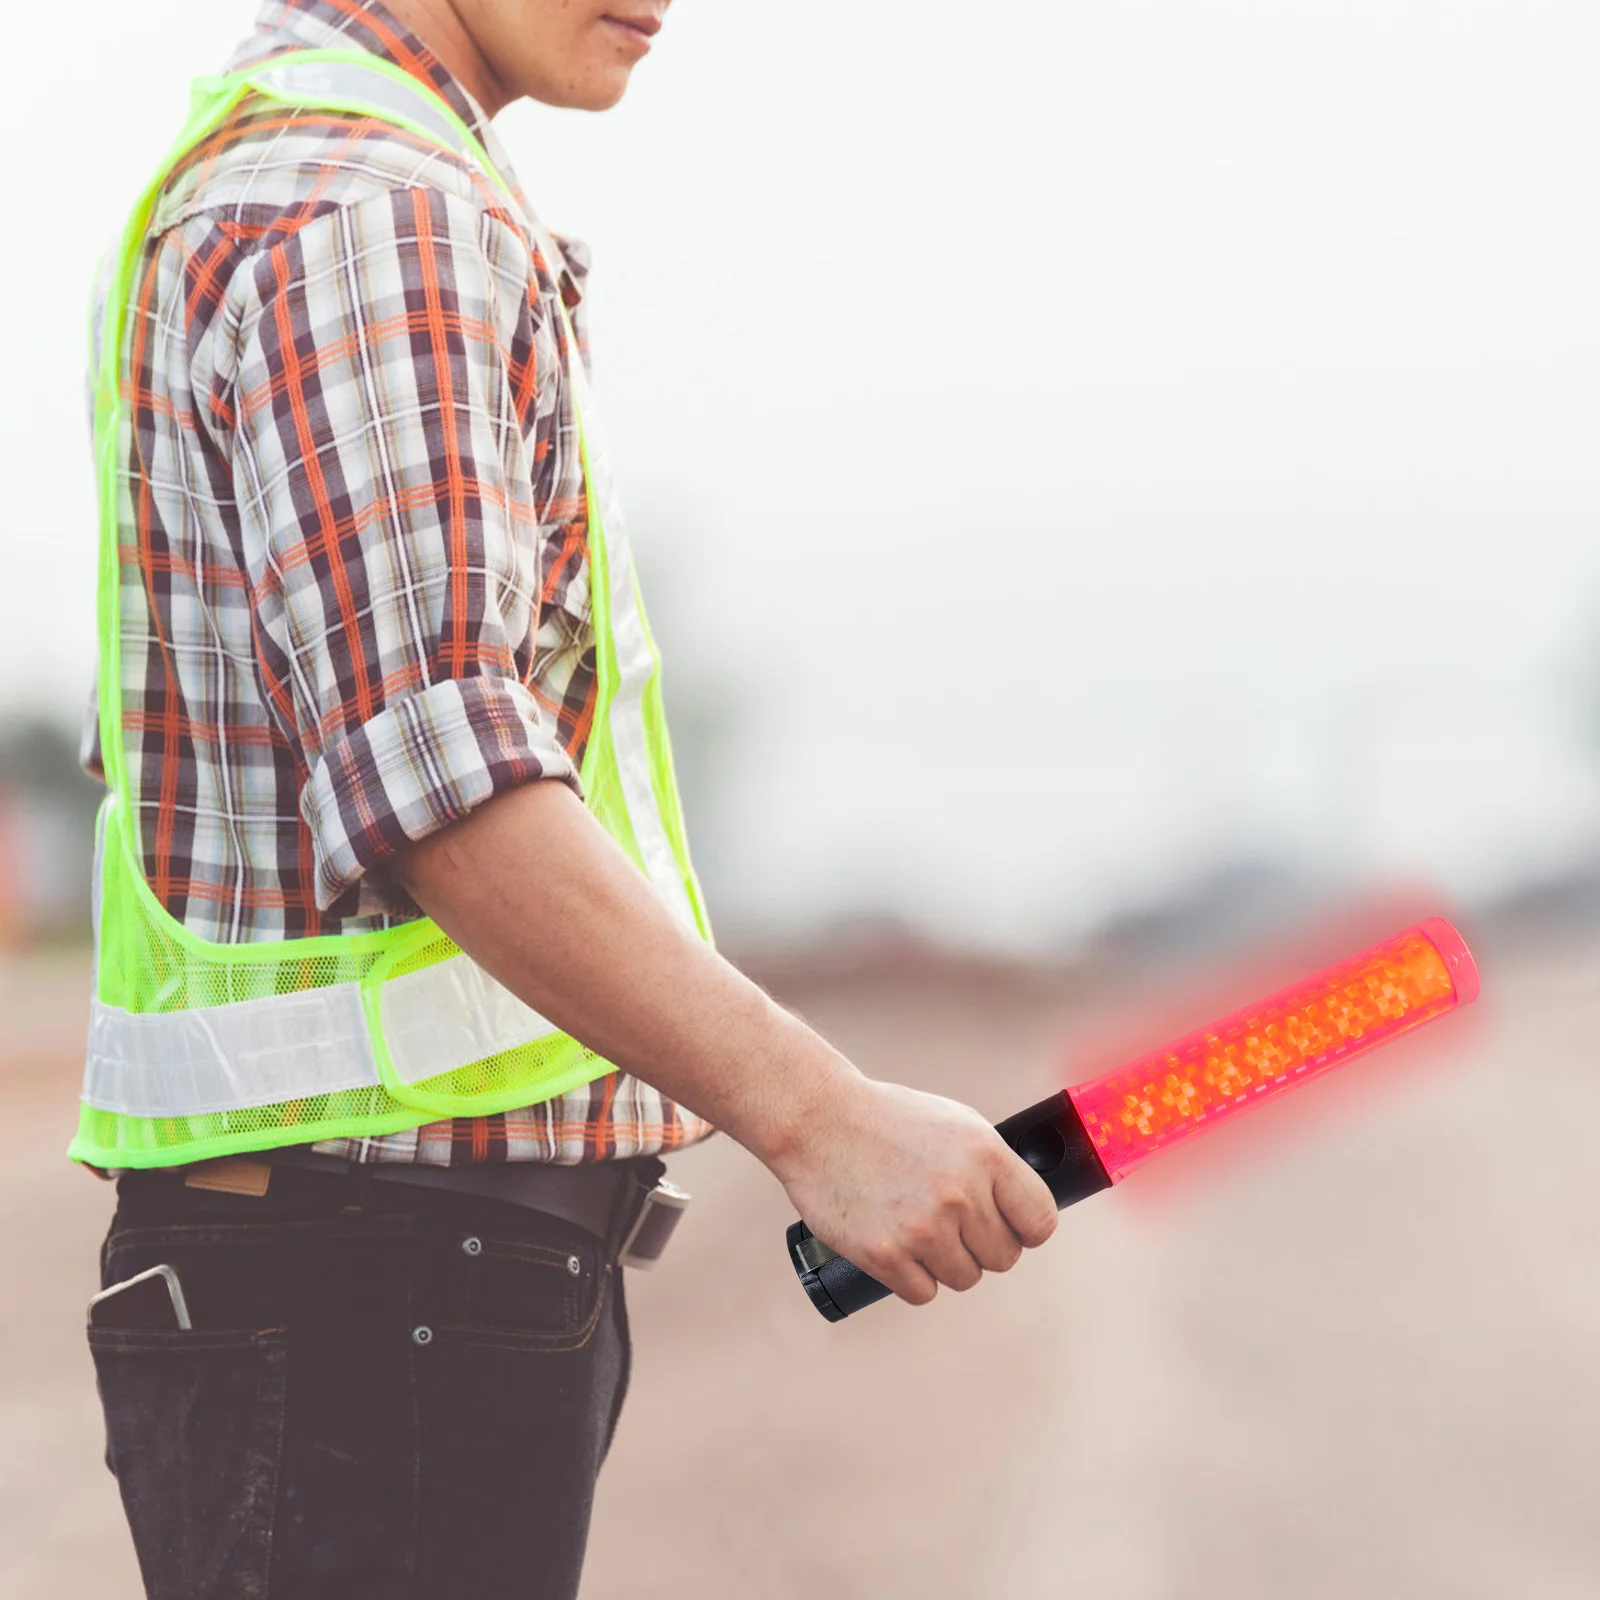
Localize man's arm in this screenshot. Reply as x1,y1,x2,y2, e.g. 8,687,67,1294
392,780,1059,1304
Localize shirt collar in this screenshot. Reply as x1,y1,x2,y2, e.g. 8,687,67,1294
229,0,588,307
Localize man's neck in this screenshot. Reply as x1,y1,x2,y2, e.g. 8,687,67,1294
381,0,512,118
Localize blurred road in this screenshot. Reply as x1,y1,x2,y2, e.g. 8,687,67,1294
3,937,1596,1598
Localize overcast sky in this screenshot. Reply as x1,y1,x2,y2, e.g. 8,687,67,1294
4,1,1598,946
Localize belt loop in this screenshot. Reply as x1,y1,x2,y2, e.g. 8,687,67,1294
343,1160,376,1214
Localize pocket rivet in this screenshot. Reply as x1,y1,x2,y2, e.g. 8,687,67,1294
411,1325,434,1347
461,1236,483,1257
566,1255,582,1277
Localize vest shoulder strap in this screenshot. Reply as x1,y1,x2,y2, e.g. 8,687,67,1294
214,48,510,197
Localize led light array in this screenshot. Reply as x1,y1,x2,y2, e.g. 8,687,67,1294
1067,921,1471,1182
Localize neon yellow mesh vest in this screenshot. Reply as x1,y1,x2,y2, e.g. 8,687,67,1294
71,50,710,1169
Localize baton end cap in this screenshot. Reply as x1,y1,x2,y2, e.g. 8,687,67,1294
1419,917,1479,1006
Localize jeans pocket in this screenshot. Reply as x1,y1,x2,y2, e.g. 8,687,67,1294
449,1232,606,1351
89,1325,287,1600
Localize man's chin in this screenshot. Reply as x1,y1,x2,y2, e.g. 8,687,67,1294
576,71,634,112
581,84,631,112
528,68,635,113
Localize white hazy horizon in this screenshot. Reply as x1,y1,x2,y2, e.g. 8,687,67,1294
4,0,1597,948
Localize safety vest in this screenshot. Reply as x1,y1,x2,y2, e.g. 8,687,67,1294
71,50,710,1169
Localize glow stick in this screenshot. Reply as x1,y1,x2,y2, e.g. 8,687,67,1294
787,918,1478,1322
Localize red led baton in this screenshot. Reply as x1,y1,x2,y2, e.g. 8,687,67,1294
787,918,1479,1321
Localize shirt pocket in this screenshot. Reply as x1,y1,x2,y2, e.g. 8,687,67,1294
88,1324,287,1600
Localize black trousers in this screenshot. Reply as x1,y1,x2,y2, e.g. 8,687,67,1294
90,1165,633,1600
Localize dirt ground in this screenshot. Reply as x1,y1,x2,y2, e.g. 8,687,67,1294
2,934,1596,1598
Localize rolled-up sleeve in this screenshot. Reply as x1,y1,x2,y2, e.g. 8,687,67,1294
226,185,579,912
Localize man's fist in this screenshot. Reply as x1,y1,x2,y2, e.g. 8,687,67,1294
772,1077,1058,1305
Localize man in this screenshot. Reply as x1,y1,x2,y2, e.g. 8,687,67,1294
79,2,1058,1595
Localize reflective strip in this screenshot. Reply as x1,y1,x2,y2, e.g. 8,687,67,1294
379,953,565,1086
550,270,699,931
83,953,566,1117
84,984,377,1117
89,796,108,993
245,58,470,159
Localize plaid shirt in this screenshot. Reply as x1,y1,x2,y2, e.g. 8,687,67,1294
84,0,712,1165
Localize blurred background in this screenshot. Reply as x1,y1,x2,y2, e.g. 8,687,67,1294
2,1,1597,1595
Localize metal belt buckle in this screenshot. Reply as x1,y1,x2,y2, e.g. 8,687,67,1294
618,1178,690,1270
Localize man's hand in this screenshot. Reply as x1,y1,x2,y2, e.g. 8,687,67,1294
394,779,1058,1305
770,1078,1059,1304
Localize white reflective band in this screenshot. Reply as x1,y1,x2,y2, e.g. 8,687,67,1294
550,266,698,932
246,59,468,157
590,442,698,930
84,983,377,1117
83,953,567,1117
89,797,108,992
378,952,564,1087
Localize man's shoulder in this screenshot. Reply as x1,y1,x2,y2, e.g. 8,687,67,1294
149,97,526,269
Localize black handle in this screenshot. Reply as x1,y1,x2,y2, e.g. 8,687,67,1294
786,1220,893,1320
786,1092,1113,1322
